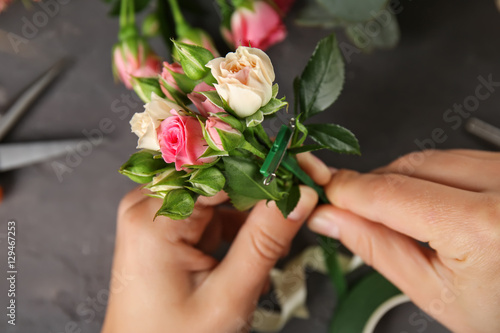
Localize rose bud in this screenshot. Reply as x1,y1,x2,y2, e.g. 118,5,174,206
186,167,225,197
223,1,286,51
205,116,243,152
187,82,225,118
207,46,275,118
130,93,184,151
179,29,219,58
157,110,216,171
172,40,214,81
112,38,161,89
159,61,185,101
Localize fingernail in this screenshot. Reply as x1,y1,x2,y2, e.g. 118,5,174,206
309,211,340,239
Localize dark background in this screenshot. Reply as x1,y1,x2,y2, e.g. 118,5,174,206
0,0,498,332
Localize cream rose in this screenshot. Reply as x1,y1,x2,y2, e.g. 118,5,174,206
130,92,184,151
206,46,275,118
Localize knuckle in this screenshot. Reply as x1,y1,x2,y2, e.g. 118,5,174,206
250,225,287,262
326,169,358,203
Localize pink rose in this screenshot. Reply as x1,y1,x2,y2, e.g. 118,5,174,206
158,111,216,171
205,116,242,151
113,41,161,89
224,1,287,51
187,82,225,118
159,61,185,100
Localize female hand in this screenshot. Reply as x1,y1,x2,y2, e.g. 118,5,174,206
308,149,500,333
102,153,329,333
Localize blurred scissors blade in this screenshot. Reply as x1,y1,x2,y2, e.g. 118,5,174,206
0,59,68,141
466,118,500,148
0,139,80,172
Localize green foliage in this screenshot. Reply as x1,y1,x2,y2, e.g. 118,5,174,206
306,124,360,155
155,189,197,220
172,40,214,80
119,150,170,184
276,183,300,218
132,77,165,103
297,34,345,120
187,167,226,197
223,156,285,210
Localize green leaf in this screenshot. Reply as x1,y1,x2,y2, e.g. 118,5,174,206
259,98,288,116
119,150,170,184
245,110,264,127
288,144,326,154
169,70,198,94
272,83,279,98
187,167,226,197
330,272,401,333
276,184,300,218
132,77,165,103
298,34,345,120
306,123,360,155
227,191,260,211
147,168,186,192
155,189,196,220
223,156,284,210
291,114,308,148
317,0,390,23
172,40,214,80
319,236,347,304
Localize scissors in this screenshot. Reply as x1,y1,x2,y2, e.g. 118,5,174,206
0,59,81,201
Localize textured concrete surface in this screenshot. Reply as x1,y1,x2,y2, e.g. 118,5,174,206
0,0,499,332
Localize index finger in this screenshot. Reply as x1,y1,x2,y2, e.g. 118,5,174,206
326,169,488,245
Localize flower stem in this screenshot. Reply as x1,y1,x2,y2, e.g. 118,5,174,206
167,0,189,36
241,140,266,159
119,0,135,30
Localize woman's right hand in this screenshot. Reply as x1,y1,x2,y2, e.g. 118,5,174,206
308,149,500,333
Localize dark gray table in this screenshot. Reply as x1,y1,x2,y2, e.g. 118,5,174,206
0,0,498,332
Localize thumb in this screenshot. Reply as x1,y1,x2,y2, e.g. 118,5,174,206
210,186,318,312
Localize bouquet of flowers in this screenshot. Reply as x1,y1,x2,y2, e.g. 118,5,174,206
115,0,360,221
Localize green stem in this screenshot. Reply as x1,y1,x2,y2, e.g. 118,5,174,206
167,0,189,36
282,153,347,302
241,140,266,159
119,0,135,29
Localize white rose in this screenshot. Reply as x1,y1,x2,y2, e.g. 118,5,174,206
130,92,183,151
206,46,275,118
